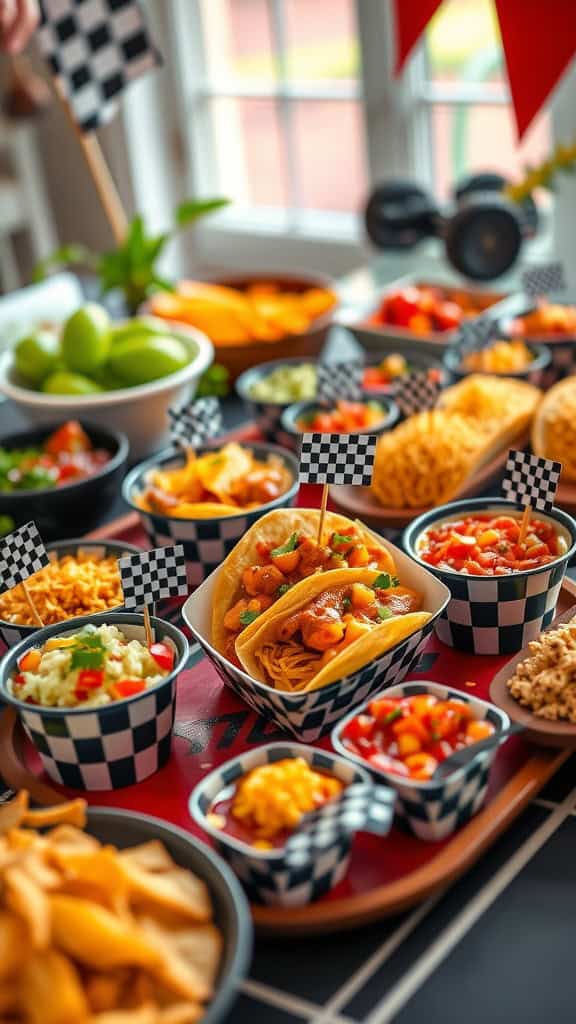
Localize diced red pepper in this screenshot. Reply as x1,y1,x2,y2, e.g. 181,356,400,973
44,420,91,455
74,669,104,701
149,642,174,672
343,714,374,744
112,679,146,699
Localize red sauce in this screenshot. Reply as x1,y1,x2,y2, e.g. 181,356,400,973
418,512,562,576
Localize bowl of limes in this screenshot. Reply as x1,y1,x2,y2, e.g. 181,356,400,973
0,304,214,459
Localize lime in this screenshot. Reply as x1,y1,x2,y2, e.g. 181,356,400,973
14,330,60,386
42,371,103,395
108,334,190,386
109,318,169,345
61,304,111,374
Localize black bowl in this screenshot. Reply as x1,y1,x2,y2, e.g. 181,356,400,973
0,420,129,539
86,807,253,1023
443,340,551,387
236,356,318,445
280,394,400,450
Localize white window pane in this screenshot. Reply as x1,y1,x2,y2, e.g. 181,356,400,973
210,98,288,206
431,103,552,201
291,100,366,212
200,0,276,82
284,0,359,85
426,0,505,89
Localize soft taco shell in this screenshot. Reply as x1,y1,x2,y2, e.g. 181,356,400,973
211,508,396,654
235,567,430,691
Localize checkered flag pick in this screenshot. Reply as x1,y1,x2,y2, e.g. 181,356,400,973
502,450,562,512
456,317,496,352
118,545,188,610
37,0,162,133
395,370,441,417
299,433,377,486
284,784,395,869
0,522,49,593
169,398,223,448
317,361,364,403
522,262,566,297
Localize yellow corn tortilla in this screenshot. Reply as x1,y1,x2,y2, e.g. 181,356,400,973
235,567,430,692
211,508,397,655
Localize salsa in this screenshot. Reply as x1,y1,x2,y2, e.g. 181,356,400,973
417,512,565,576
207,758,344,850
0,421,110,492
341,694,495,781
296,399,385,434
222,528,399,662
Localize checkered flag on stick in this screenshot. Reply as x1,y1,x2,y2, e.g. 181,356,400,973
317,361,364,404
0,522,48,594
502,450,562,512
522,262,566,298
37,0,162,133
299,433,377,486
456,317,496,353
395,370,441,417
118,545,188,610
169,398,223,449
285,783,395,869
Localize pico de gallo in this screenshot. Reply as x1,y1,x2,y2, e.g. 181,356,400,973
207,757,344,850
295,399,386,434
222,528,399,662
9,624,175,708
340,693,495,781
417,512,566,576
0,421,110,493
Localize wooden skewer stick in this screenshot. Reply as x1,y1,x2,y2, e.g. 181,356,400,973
51,77,128,245
518,504,532,547
317,483,329,546
143,604,154,647
22,581,43,628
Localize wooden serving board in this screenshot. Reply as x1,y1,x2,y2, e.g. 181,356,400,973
0,510,573,935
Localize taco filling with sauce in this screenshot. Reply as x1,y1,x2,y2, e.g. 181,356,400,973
236,568,429,693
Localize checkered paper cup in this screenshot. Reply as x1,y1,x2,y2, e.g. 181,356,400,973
0,612,189,791
182,536,450,742
189,743,372,906
403,498,576,656
123,443,300,587
0,539,145,650
332,682,509,842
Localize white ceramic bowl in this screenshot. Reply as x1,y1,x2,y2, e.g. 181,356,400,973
0,319,214,460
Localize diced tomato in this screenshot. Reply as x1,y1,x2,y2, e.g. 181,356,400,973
112,679,146,699
19,648,41,673
385,288,421,327
368,697,403,722
74,669,104,701
44,420,91,455
343,714,374,744
149,642,175,672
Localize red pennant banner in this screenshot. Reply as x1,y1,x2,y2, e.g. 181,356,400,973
392,0,576,140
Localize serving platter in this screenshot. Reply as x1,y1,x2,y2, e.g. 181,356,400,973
0,476,573,935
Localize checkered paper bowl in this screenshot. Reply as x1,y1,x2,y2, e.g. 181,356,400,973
189,743,372,906
123,442,300,587
0,611,189,791
332,681,509,842
403,498,576,656
182,534,450,742
0,539,144,650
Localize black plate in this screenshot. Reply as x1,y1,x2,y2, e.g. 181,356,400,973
87,807,253,1024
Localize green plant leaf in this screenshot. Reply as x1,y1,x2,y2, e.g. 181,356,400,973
175,197,230,227
32,244,96,283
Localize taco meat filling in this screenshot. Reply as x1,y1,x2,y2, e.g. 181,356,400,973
222,528,395,664
255,576,422,691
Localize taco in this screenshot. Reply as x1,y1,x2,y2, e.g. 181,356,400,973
212,508,397,662
235,567,430,692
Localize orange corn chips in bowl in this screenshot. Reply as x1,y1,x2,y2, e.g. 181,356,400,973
147,274,338,381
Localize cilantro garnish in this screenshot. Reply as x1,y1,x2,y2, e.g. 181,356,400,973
271,532,299,557
376,605,393,621
239,609,260,627
277,583,293,597
70,631,106,671
372,573,399,591
332,533,355,547
342,597,352,611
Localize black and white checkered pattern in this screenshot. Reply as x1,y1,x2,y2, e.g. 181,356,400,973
298,433,377,486
316,361,363,403
395,371,441,417
284,783,395,869
502,450,561,512
119,545,187,610
522,262,566,297
190,744,369,906
404,502,574,656
37,0,161,133
0,522,48,594
333,682,509,842
169,398,223,449
456,317,496,352
3,617,187,790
